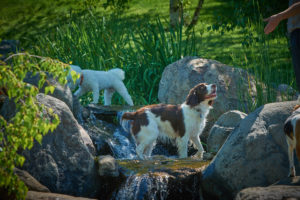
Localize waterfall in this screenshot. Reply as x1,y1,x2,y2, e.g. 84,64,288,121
113,173,170,200
109,127,137,159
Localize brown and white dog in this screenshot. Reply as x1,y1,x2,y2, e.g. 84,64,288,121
284,104,300,177
121,83,217,159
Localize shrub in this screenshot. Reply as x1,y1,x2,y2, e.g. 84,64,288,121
0,53,70,199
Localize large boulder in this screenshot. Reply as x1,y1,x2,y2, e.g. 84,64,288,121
0,40,19,61
235,176,300,200
207,110,247,154
24,73,73,112
201,101,300,200
21,94,98,197
235,185,300,200
158,56,257,140
97,155,120,177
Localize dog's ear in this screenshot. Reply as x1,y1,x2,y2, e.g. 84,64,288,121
79,73,84,85
186,89,199,107
186,83,207,107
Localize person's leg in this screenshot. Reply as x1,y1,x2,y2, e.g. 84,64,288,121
291,29,300,91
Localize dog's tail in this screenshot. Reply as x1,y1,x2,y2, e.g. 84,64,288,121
122,112,137,120
109,68,125,81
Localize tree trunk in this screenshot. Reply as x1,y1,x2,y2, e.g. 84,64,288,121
170,0,183,28
187,0,204,31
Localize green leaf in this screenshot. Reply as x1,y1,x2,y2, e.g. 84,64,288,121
36,134,42,144
17,156,25,166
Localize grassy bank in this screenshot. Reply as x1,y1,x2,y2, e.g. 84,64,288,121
0,0,294,111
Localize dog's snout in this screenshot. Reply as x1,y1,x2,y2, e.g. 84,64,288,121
212,84,216,90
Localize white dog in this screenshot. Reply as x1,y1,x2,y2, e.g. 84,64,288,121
67,65,82,91
74,68,133,106
121,83,217,159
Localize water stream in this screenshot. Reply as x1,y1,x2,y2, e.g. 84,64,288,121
113,174,170,200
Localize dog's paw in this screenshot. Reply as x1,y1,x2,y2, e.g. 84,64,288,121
191,151,204,160
203,152,215,160
288,167,296,177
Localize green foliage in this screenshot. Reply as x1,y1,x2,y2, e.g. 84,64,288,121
33,9,295,111
33,14,196,105
0,0,295,112
103,0,131,10
0,53,69,199
207,0,287,36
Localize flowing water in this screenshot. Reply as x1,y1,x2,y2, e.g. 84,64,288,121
109,127,137,159
113,174,170,200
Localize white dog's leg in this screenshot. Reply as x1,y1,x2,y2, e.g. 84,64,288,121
136,143,146,160
176,136,189,158
92,86,99,104
74,87,84,98
191,135,205,160
144,141,155,158
114,81,134,106
287,136,296,177
104,88,115,106
136,119,158,159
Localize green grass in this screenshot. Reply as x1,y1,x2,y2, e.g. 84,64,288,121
0,0,295,112
33,15,197,105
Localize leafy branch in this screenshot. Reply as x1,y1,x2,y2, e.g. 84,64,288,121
0,53,70,199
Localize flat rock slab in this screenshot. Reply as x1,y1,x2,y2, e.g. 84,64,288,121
235,177,300,200
26,191,97,200
118,156,210,176
87,104,141,114
86,104,142,123
14,168,50,193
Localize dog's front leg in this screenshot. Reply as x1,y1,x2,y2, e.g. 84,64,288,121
176,136,189,158
287,136,296,177
92,86,99,104
191,135,205,160
136,143,146,160
74,87,84,98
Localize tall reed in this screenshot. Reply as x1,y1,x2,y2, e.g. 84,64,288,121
34,10,294,111
34,14,197,105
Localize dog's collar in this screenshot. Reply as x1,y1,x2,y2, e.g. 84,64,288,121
195,108,203,118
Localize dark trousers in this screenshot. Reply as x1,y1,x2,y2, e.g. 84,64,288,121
291,28,300,91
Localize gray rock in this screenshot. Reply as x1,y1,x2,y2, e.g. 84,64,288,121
158,56,257,141
21,94,98,197
0,40,19,61
235,186,300,200
97,155,120,177
235,176,300,200
24,73,73,112
207,110,247,153
14,168,50,193
26,191,97,200
0,70,79,122
202,101,300,200
0,97,16,121
276,84,298,102
277,84,296,94
73,95,87,124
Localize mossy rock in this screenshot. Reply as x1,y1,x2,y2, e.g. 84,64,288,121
117,156,210,176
